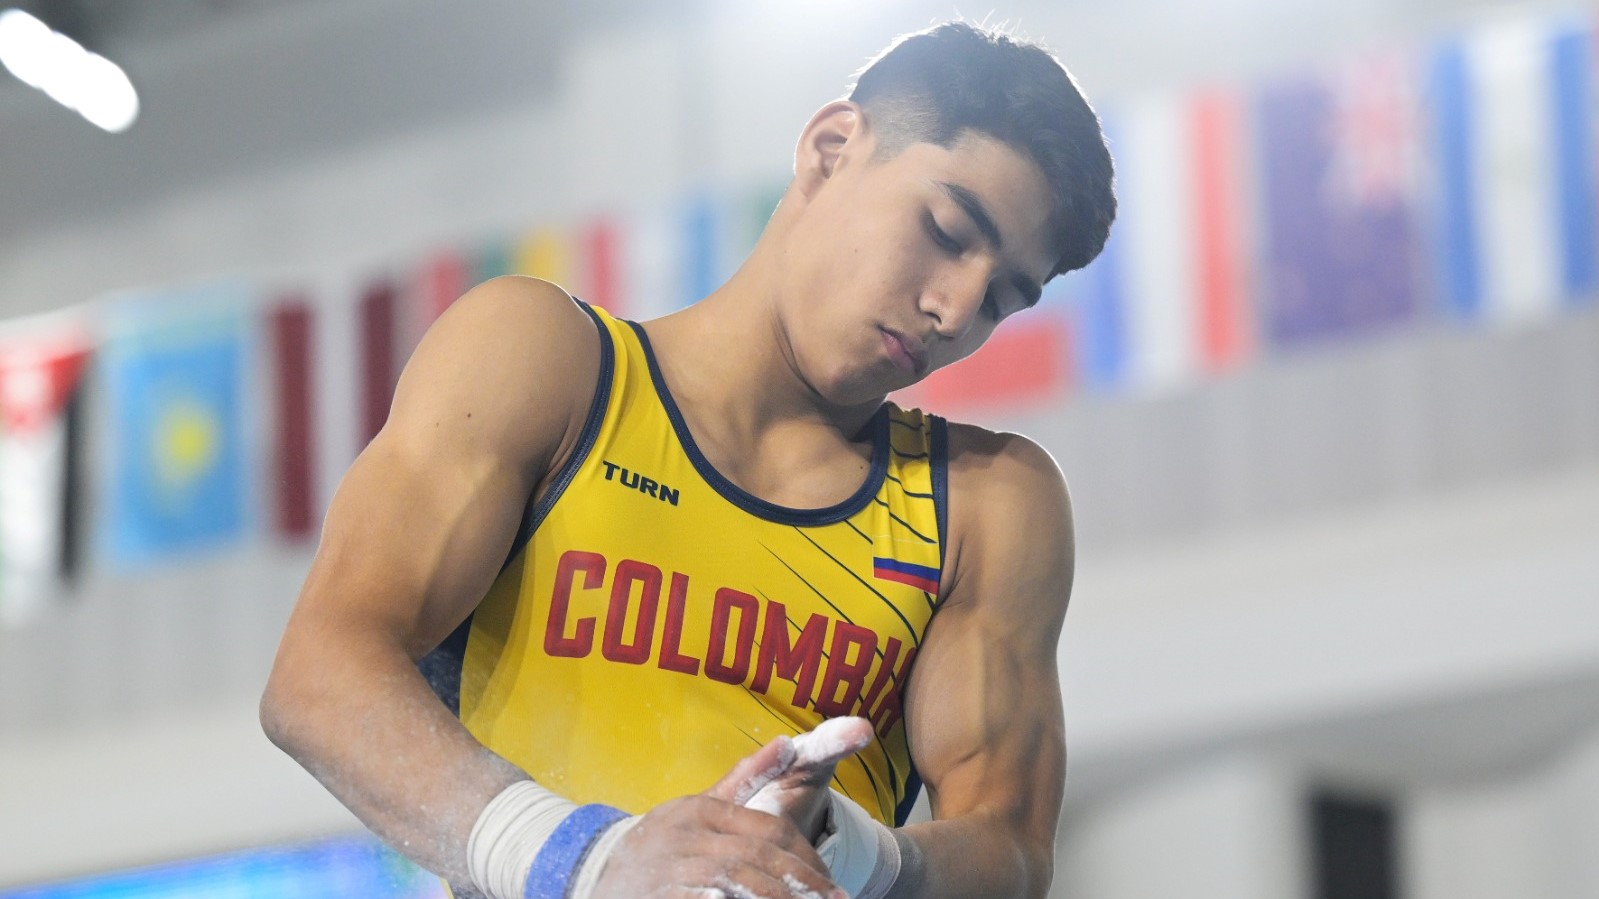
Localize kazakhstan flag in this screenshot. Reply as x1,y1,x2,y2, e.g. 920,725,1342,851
104,298,249,566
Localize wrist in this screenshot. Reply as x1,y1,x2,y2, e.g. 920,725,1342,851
815,790,901,899
522,804,629,899
466,779,627,899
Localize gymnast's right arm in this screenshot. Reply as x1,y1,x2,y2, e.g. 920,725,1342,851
259,277,838,899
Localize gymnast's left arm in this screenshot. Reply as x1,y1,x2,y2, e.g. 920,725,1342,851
887,425,1075,899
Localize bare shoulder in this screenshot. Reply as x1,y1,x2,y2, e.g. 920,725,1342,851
413,275,597,379
386,276,602,477
944,421,1073,539
941,421,1074,616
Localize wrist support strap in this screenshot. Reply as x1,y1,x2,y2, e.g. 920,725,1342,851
467,779,629,899
816,789,901,899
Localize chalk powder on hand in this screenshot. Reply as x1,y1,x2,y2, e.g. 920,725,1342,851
742,717,874,815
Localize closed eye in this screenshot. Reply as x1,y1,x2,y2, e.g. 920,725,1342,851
923,213,962,255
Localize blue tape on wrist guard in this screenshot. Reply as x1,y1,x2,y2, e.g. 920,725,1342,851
523,803,628,899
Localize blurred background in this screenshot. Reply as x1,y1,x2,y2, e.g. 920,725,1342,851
0,0,1596,896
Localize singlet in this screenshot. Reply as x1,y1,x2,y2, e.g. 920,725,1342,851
427,301,949,826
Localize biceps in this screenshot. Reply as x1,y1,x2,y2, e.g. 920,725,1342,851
298,435,530,657
904,611,1066,824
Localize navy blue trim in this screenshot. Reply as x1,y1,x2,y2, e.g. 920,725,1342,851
417,613,472,715
626,320,889,526
892,414,945,824
930,415,950,575
524,804,628,899
894,766,924,827
500,300,616,572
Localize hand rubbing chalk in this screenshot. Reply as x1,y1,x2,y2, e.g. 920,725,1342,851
742,717,874,816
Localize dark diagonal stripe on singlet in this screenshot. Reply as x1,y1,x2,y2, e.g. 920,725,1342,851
754,586,836,664
762,545,858,627
883,472,935,499
843,518,872,544
792,528,921,648
869,497,936,545
756,567,888,667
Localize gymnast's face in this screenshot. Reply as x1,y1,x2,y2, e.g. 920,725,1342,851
776,104,1056,408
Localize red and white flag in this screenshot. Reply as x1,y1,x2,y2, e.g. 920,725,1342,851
0,316,91,625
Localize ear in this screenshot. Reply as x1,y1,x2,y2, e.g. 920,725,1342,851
793,100,864,199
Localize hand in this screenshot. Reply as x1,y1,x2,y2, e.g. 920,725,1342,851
587,736,848,899
735,717,876,843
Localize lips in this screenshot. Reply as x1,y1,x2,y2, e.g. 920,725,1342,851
881,328,929,377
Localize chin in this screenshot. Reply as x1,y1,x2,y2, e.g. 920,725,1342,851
797,343,901,408
830,376,907,410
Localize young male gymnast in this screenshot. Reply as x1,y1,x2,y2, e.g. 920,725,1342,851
262,20,1115,899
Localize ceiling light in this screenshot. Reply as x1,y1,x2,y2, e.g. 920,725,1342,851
0,8,139,133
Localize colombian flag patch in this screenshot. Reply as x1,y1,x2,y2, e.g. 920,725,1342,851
872,557,940,593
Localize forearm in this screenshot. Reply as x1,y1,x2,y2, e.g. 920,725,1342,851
260,632,524,885
886,815,1051,899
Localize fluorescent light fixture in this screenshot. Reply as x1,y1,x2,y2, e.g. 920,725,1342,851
0,7,139,132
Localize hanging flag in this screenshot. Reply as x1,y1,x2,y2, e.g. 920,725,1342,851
1067,91,1254,391
306,273,361,525
269,298,316,540
1256,50,1426,347
359,278,397,446
390,250,468,377
103,295,251,567
683,190,731,308
1190,90,1254,372
1115,96,1205,387
579,217,622,314
472,243,514,286
515,226,573,287
0,317,90,625
417,251,468,325
1065,210,1129,390
620,204,682,321
1426,16,1597,325
742,180,787,255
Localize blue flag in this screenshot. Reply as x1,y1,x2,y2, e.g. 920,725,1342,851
104,301,250,566
1256,53,1426,347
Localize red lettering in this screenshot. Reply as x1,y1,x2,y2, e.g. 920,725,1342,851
705,588,759,685
545,550,605,658
858,637,903,719
750,602,827,708
602,559,661,665
815,622,877,716
867,645,918,736
657,572,700,675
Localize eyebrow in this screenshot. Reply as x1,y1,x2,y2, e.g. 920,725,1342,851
937,180,1044,309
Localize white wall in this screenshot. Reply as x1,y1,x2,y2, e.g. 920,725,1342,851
1408,725,1599,899
1053,754,1307,899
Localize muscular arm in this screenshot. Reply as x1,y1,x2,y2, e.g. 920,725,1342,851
888,426,1074,899
259,277,599,886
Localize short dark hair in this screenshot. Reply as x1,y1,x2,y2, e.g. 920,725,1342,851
849,21,1116,279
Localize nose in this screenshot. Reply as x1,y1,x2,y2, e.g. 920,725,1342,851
920,262,991,340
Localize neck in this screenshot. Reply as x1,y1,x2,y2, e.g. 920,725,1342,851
642,234,883,447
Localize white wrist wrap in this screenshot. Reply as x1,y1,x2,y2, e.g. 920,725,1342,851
467,780,580,899
817,789,901,899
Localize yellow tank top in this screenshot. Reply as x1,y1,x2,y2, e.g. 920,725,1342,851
427,302,948,826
